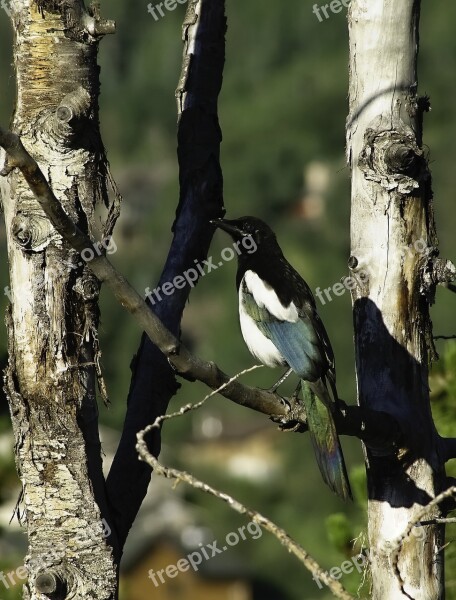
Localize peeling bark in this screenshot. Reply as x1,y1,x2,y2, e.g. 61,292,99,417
1,1,118,598
347,1,447,598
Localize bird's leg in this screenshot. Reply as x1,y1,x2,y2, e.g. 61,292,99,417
268,368,293,393
292,380,302,401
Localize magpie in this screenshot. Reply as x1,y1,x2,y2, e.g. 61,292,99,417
211,216,352,500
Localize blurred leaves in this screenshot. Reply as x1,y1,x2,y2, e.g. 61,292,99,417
431,342,456,441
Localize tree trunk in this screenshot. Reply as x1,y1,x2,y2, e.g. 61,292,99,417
1,0,227,596
347,1,447,598
1,1,118,598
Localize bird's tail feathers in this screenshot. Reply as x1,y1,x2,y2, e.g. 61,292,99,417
304,380,352,501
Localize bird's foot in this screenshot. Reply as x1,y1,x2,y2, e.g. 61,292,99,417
277,420,307,433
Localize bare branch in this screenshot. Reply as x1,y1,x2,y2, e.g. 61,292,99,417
136,375,356,600
150,365,264,430
415,518,456,526
0,128,269,400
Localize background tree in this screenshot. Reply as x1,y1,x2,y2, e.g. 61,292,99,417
346,1,456,598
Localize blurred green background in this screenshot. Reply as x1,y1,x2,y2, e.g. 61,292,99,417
0,1,455,598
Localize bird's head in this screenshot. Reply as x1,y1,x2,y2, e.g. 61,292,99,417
210,216,277,256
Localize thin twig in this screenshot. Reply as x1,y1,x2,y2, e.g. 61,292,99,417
415,518,456,526
136,372,356,600
151,365,263,430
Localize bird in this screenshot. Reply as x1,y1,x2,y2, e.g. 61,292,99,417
211,216,352,500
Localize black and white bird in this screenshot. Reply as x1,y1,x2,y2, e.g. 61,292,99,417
211,216,352,500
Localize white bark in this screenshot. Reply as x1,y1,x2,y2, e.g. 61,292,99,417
347,1,446,598
2,1,117,598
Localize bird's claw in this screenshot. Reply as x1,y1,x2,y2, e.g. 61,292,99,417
277,419,307,433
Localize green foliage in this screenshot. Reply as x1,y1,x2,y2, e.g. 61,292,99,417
325,513,354,556
350,464,368,509
429,343,456,599
431,342,456,441
0,569,23,600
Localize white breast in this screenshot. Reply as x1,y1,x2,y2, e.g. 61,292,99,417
239,297,286,368
238,270,298,368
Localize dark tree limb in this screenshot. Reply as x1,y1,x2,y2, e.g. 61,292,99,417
439,282,456,294
104,0,227,550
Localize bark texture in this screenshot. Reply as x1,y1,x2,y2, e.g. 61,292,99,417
347,1,448,598
1,1,118,598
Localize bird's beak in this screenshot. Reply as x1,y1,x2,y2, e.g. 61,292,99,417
210,219,243,238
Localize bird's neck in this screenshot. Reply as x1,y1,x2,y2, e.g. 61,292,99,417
236,247,284,290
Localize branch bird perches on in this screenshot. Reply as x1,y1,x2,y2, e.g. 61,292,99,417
0,125,407,453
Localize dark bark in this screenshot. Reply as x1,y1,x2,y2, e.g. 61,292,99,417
105,0,227,552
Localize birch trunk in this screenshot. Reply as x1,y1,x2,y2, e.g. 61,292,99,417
1,1,118,598
347,1,447,598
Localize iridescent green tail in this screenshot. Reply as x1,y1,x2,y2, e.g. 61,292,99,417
302,381,352,501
